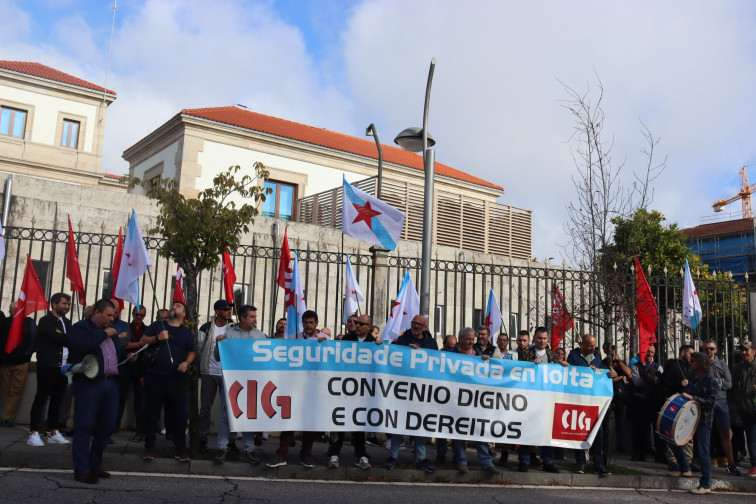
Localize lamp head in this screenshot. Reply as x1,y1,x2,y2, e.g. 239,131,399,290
394,127,435,152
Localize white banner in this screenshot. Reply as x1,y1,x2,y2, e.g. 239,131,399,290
219,340,613,449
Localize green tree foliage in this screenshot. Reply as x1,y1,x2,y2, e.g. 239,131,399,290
128,163,270,451
605,208,705,276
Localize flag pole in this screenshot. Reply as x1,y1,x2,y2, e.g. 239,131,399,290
145,267,171,362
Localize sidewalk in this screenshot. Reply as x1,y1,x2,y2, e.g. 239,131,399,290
1,425,754,492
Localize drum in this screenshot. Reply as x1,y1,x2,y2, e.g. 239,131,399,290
656,393,700,446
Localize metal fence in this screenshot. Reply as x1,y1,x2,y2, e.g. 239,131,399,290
0,226,751,364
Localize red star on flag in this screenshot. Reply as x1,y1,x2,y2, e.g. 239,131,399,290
389,300,400,318
351,201,382,229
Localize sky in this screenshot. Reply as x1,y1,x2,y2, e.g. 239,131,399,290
3,0,756,263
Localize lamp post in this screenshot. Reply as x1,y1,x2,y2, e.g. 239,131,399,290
365,124,383,199
394,58,436,318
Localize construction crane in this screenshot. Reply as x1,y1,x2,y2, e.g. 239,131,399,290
713,166,756,219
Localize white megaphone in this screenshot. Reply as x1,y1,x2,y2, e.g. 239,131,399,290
67,354,99,383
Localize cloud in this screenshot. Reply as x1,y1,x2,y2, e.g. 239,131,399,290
6,0,756,265
340,0,756,260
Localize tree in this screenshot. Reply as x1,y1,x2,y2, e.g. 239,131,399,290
128,163,270,452
560,76,666,338
606,208,705,275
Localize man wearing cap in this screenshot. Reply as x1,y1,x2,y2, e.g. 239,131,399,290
197,299,234,451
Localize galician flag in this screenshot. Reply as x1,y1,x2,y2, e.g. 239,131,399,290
342,178,405,251
114,210,152,307
343,253,365,323
484,287,503,337
382,271,420,342
285,251,306,339
682,259,702,330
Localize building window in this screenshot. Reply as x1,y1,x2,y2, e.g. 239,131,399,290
101,269,113,301
60,119,80,148
31,259,50,297
0,106,27,138
263,180,297,221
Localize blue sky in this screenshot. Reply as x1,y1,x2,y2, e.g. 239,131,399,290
4,0,756,263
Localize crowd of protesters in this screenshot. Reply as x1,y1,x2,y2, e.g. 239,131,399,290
0,293,755,492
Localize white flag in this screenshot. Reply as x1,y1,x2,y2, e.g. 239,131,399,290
485,287,503,336
682,259,702,330
114,210,152,307
382,271,420,342
285,251,307,339
343,254,365,323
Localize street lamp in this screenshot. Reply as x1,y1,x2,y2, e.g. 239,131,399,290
394,58,436,318
365,124,384,199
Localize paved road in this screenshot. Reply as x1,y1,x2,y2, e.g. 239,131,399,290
1,467,753,504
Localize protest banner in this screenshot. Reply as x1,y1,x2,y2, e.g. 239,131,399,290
219,339,612,449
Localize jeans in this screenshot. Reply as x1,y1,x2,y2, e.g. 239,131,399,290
575,425,604,467
216,385,255,452
670,421,713,489
453,440,493,469
390,434,427,461
519,445,553,465
199,374,223,443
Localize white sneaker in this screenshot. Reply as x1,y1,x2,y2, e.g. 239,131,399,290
329,455,339,468
27,432,44,447
355,456,371,470
48,431,70,444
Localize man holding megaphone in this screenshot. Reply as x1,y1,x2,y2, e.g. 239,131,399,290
68,299,126,484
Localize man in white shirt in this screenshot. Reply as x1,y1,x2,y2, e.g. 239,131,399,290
197,299,233,451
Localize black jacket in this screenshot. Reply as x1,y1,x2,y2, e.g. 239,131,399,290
0,316,36,365
69,317,125,381
342,331,376,343
35,312,71,367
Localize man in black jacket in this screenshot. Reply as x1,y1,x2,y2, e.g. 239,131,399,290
68,298,124,484
27,293,72,447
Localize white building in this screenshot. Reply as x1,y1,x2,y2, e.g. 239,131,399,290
0,60,118,188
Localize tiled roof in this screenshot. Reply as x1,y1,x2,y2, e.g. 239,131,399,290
180,106,503,191
0,61,116,95
682,218,754,239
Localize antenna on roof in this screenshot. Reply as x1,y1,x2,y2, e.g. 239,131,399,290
235,104,249,109
99,0,118,124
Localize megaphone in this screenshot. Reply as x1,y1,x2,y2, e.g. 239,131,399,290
69,354,99,379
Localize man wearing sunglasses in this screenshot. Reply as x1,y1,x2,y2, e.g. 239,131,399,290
197,299,235,452
326,314,379,470
702,340,740,475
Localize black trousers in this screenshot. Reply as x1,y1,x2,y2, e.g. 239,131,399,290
116,362,144,433
327,431,367,459
144,374,186,452
29,364,68,432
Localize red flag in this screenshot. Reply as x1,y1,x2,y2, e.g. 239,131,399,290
173,265,185,304
66,216,87,306
277,228,292,289
110,227,124,311
551,285,574,349
222,249,236,303
635,255,659,359
5,255,49,353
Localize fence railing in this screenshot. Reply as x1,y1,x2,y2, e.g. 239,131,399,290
0,226,751,364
